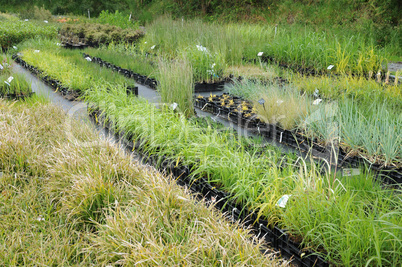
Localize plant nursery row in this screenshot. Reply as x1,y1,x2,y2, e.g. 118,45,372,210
10,42,402,266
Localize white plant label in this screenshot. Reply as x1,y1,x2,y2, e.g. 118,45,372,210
327,65,334,70
150,45,156,50
258,98,265,105
196,45,208,52
313,88,319,97
4,81,10,86
44,20,48,23
170,102,178,110
85,57,92,62
7,76,14,83
313,98,322,105
276,194,291,208
34,50,40,53
0,64,3,70
257,52,264,57
343,168,361,177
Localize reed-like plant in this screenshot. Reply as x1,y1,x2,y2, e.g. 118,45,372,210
157,57,194,118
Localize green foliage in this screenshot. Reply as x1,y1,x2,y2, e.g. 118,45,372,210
19,5,52,21
157,58,195,118
0,19,58,50
96,10,139,29
0,72,31,96
184,45,225,82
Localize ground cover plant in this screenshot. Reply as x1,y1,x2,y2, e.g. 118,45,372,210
85,84,402,266
0,97,286,266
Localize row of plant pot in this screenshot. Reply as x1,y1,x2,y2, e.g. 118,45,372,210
195,94,402,185
12,55,138,100
87,105,329,267
12,54,80,100
82,53,225,92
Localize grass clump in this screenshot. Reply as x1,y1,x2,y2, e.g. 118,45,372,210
0,19,58,50
157,57,195,118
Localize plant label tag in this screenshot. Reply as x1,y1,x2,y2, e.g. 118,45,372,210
343,168,360,177
257,52,264,57
85,57,92,62
276,194,291,208
7,76,14,83
313,99,322,105
258,98,265,105
170,102,178,110
327,65,334,70
0,64,3,70
4,81,10,87
34,50,40,53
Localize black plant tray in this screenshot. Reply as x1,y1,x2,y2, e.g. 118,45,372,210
0,92,35,100
82,53,226,92
194,81,225,92
87,105,329,267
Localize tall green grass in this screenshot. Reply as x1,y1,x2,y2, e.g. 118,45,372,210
157,57,194,118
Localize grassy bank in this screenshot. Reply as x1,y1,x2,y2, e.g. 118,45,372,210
0,97,285,266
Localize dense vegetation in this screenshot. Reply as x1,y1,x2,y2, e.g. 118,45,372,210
1,1,401,265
